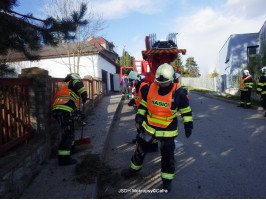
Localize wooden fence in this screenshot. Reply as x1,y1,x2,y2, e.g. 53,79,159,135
1,77,103,155
0,78,33,155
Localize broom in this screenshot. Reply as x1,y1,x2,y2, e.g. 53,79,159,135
74,102,91,145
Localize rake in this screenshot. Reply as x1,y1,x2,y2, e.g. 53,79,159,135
74,103,91,145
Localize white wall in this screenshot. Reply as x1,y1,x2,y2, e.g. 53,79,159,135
8,54,118,93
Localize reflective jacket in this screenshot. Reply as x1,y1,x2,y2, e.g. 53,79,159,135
257,74,266,95
134,82,149,108
240,76,253,91
52,80,87,112
136,83,193,139
146,83,179,128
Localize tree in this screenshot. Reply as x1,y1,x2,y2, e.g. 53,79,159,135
116,50,135,74
209,68,219,78
0,0,84,76
43,0,105,74
170,55,184,74
184,57,200,77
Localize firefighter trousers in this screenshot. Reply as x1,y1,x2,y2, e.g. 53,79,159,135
260,94,266,111
240,90,251,106
53,110,75,158
131,137,175,183
121,83,129,99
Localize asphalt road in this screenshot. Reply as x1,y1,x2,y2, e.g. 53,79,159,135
98,92,266,199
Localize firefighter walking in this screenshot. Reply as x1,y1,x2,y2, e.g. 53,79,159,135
127,71,158,151
52,73,87,166
127,71,149,109
122,63,193,191
238,70,253,108
257,66,266,117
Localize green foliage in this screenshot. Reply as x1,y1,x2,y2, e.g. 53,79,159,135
246,55,260,82
170,56,184,74
0,0,85,59
184,57,200,77
0,0,89,76
0,63,16,77
210,68,219,78
116,49,135,74
260,43,266,68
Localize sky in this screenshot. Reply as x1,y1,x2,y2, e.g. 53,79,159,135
13,0,266,76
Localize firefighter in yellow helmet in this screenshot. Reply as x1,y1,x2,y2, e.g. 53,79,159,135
52,73,87,166
122,63,193,191
257,66,266,117
238,70,253,108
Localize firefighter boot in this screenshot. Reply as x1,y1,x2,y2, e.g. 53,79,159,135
121,168,139,179
264,112,266,117
58,156,77,166
162,180,172,192
237,104,244,107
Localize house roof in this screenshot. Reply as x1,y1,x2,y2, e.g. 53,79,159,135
1,41,119,66
88,37,115,51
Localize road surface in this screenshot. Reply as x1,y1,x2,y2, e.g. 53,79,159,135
98,92,266,199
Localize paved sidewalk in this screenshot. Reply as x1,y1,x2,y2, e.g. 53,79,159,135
20,94,122,199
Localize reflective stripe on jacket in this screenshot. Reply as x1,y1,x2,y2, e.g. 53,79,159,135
52,81,79,112
134,82,149,108
257,74,266,95
240,76,253,91
146,83,179,128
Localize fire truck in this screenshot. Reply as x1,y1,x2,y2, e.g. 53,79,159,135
132,33,186,83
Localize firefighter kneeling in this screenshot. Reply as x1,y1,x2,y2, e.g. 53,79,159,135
122,63,193,191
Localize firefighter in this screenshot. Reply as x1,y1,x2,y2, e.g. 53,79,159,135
127,71,148,109
257,66,266,117
127,71,158,151
52,73,87,166
120,74,129,100
238,70,253,108
121,63,193,191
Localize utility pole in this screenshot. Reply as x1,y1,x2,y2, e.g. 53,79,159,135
123,45,126,67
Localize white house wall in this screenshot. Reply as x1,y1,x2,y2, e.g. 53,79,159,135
8,54,117,93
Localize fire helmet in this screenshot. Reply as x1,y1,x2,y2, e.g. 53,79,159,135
128,71,140,82
261,66,266,74
243,70,250,76
155,63,175,83
70,73,82,80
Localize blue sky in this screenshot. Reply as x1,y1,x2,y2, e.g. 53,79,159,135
13,0,266,76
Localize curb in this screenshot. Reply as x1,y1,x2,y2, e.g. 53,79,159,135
91,97,123,199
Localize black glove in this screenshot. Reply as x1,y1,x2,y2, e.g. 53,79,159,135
185,129,192,138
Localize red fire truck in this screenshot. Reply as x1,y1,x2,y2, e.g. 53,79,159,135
120,33,186,83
